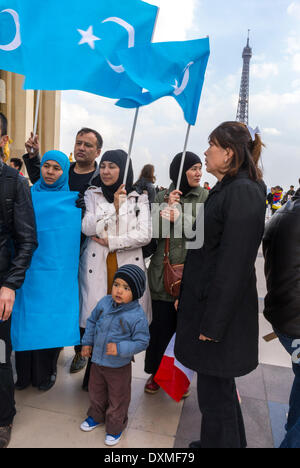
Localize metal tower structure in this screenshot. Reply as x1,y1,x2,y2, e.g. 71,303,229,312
236,31,252,125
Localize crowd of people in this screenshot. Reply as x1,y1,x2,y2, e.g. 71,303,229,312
267,183,300,216
0,111,299,449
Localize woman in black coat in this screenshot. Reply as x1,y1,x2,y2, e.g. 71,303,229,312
175,122,267,448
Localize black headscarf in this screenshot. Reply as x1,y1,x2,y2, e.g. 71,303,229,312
169,152,202,196
99,150,134,203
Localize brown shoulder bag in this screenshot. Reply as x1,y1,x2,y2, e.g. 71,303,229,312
163,237,184,298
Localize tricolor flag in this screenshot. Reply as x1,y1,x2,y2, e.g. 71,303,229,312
154,334,194,403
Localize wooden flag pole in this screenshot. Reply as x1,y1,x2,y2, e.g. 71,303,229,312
176,124,192,191
31,90,41,153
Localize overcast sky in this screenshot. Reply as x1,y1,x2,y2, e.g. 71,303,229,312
60,0,300,190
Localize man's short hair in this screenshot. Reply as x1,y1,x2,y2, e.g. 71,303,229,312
0,112,8,137
76,128,103,150
11,158,23,171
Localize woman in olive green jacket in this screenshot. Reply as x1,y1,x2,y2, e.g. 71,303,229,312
144,152,208,393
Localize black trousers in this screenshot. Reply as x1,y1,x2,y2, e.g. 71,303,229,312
15,348,61,388
0,318,16,426
144,300,177,375
74,327,86,354
197,373,247,448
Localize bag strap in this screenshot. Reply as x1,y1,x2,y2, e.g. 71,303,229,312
164,237,170,258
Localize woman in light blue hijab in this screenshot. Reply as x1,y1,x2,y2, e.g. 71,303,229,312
32,150,70,192
15,150,78,392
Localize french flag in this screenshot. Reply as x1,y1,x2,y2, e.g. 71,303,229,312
154,334,194,402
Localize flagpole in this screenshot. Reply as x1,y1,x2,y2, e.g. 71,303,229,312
176,124,192,191
31,90,41,153
122,7,160,186
123,107,140,185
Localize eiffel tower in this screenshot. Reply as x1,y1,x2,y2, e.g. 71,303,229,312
236,31,252,125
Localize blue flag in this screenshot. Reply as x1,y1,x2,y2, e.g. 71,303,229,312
116,38,210,125
0,1,24,74
11,192,81,352
19,0,158,99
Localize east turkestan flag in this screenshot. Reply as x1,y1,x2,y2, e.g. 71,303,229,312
0,0,24,75
116,37,210,125
19,0,158,99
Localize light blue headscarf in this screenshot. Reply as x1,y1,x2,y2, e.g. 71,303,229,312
32,150,70,192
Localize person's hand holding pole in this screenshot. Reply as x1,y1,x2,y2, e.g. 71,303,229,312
114,184,127,214
25,132,40,159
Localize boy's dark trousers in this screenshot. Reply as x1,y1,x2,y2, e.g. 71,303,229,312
0,316,16,427
88,362,131,435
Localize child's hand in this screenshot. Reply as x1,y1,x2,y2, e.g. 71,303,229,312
81,346,92,358
106,343,118,356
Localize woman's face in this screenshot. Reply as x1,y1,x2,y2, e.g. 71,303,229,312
186,163,203,188
204,140,232,180
41,160,63,185
100,161,120,186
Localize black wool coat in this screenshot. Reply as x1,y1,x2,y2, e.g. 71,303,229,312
263,195,300,337
174,171,267,378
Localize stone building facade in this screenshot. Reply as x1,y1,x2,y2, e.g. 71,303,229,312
0,70,60,160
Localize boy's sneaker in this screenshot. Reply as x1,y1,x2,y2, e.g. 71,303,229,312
80,416,102,432
105,432,122,446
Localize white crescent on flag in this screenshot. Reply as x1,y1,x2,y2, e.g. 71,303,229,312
101,17,135,74
172,61,194,96
0,9,21,51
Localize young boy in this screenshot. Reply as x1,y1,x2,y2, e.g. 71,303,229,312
80,264,150,446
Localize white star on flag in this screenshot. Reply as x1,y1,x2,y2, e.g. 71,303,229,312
77,26,101,50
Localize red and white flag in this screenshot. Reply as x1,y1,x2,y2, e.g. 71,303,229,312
154,334,194,402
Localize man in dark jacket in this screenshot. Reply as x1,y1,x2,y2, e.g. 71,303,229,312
23,128,103,374
0,112,38,448
263,191,300,448
282,185,296,205
23,127,103,193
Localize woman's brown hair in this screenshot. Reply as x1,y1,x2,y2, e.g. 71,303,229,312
137,164,156,184
209,121,264,181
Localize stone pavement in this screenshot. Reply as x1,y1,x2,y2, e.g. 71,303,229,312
9,250,294,448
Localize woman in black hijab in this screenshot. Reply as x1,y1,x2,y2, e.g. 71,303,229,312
79,150,152,389
95,149,134,203
144,152,209,394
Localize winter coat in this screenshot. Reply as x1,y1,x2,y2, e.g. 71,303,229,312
175,171,267,378
0,161,37,290
134,177,156,204
263,194,300,337
82,295,150,368
148,183,208,302
79,187,152,328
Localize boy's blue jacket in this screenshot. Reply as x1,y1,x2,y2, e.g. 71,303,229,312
82,295,150,368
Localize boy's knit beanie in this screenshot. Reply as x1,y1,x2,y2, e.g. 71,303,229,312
113,264,146,301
